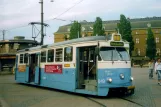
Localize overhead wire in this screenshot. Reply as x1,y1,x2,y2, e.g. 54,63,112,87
52,0,84,21
0,0,84,40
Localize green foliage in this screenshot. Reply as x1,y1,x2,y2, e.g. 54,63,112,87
146,27,156,59
70,21,81,39
93,17,105,36
117,14,134,56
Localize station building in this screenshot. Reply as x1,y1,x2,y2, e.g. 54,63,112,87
0,36,38,72
54,17,161,65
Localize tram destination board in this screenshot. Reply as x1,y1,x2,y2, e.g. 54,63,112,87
110,42,124,46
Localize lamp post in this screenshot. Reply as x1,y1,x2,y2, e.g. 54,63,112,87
39,0,53,45
77,21,79,38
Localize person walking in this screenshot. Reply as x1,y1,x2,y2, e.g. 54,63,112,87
148,59,154,79
155,58,161,85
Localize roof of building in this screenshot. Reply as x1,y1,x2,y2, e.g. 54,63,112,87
0,39,38,44
0,36,39,44
55,16,161,34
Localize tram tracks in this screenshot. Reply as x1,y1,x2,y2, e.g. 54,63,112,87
119,97,144,107
84,96,144,107
85,97,107,107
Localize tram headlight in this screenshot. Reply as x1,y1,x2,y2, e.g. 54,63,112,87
130,77,134,81
120,74,124,79
107,78,112,83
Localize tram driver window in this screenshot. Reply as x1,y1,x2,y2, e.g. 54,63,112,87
41,51,46,62
64,47,73,62
48,49,54,62
55,48,63,62
19,54,24,64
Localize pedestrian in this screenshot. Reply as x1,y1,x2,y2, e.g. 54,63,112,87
148,59,154,79
154,58,161,85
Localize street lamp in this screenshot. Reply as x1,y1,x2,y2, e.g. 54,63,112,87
39,0,53,45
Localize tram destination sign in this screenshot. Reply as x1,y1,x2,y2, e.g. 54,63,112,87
45,65,62,74
110,42,124,46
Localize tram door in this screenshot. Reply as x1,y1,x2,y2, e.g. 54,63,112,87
76,46,97,89
76,48,84,89
29,53,40,84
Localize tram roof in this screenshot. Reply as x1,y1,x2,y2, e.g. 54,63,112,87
18,36,127,53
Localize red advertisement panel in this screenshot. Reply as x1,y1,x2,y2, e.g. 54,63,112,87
45,65,62,73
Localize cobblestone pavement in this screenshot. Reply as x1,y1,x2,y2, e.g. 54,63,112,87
125,68,161,107
0,68,161,107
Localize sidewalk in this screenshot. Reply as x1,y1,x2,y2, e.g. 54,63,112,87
148,74,161,107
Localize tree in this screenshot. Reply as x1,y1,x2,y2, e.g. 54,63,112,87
93,17,105,36
70,21,81,39
117,14,134,56
146,27,156,59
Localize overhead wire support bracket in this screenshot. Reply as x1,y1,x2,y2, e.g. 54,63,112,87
29,22,49,45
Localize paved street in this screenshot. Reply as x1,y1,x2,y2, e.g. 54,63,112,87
0,68,161,107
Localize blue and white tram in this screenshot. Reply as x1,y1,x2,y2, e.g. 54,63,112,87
15,33,135,96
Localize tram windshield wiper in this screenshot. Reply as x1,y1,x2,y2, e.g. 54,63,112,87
117,51,127,63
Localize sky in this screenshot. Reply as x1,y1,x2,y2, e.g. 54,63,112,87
0,0,161,44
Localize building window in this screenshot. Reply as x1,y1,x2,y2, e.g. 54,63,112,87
41,51,46,62
19,54,24,63
55,48,63,62
64,47,73,62
10,44,14,49
156,48,161,56
145,38,147,41
136,32,138,34
67,28,70,32
138,49,141,56
103,26,105,30
82,27,85,31
136,38,139,43
90,26,93,30
47,49,54,62
156,37,159,43
13,43,20,50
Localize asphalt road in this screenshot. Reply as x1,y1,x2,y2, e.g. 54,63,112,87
0,68,161,107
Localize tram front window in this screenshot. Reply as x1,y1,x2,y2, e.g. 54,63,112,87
100,47,130,61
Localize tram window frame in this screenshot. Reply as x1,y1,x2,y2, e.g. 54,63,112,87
24,53,28,63
47,49,54,62
55,48,63,62
41,51,47,63
64,47,73,62
19,54,24,64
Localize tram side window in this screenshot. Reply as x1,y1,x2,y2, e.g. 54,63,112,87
24,53,28,63
55,48,63,62
64,47,73,62
19,54,24,64
41,51,46,62
48,49,54,62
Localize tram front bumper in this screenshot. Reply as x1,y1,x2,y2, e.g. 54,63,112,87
127,85,135,90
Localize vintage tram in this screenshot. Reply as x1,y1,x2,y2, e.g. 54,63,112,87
15,33,135,96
